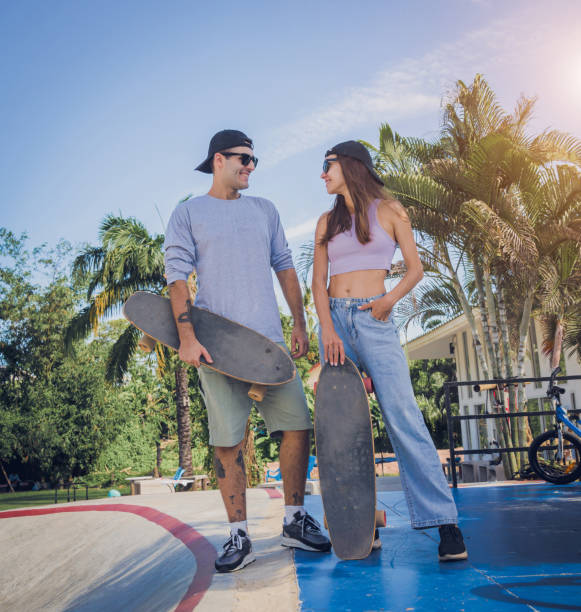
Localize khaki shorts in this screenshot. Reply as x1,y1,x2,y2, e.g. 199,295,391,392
198,344,312,447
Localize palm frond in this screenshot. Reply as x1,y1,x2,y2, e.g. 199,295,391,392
63,306,94,356
105,324,142,383
296,240,315,283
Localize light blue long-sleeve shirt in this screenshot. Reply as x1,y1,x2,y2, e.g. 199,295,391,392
164,194,294,342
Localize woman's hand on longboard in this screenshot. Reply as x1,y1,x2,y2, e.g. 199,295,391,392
179,340,213,368
321,326,345,366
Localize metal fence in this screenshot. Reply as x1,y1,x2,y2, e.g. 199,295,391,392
444,374,581,487
54,481,89,503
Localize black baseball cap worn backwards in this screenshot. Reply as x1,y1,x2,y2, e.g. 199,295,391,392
326,140,383,185
196,129,254,174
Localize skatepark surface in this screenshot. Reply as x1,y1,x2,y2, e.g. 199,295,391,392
1,479,580,611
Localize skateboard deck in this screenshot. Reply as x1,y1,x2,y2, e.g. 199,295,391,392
123,292,295,399
315,357,377,560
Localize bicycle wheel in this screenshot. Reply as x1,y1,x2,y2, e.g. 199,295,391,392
529,429,581,484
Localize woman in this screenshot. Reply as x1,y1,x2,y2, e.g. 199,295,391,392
311,140,467,561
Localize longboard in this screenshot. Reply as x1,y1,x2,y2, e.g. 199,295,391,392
315,357,380,560
123,291,295,401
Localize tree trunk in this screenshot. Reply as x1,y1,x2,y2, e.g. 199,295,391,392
175,365,193,476
473,258,496,378
497,284,518,477
516,293,534,379
153,441,162,478
551,319,564,370
491,390,512,476
483,267,502,378
442,244,490,378
516,293,534,468
0,460,15,493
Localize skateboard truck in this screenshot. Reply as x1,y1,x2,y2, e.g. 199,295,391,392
324,509,386,530
314,373,374,395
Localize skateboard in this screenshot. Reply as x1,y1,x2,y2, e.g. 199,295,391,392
123,291,295,401
315,357,385,560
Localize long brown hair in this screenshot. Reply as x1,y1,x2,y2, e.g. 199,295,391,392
320,155,391,246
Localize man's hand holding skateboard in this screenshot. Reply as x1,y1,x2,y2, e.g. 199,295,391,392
168,280,214,368
276,268,309,361
290,324,308,360
179,338,213,368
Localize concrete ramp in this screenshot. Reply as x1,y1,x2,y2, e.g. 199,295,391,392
0,488,298,611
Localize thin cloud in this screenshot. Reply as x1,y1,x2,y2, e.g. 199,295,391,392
285,216,319,240
262,14,546,167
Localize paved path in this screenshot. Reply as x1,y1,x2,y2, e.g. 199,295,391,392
3,480,580,611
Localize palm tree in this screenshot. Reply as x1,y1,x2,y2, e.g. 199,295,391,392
64,214,195,476
372,76,581,474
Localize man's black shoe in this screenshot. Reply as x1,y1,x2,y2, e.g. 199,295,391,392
215,529,256,573
281,511,332,552
438,524,468,561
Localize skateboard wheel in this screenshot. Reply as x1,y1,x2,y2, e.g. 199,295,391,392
363,376,374,394
138,334,157,353
375,509,386,527
248,384,267,402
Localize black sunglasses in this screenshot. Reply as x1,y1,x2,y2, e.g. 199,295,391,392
323,157,338,173
220,152,259,168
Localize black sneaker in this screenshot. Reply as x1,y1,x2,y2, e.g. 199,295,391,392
438,524,468,561
372,528,382,550
281,511,331,552
215,529,256,573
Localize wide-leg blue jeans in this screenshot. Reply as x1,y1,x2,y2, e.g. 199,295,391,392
318,294,458,528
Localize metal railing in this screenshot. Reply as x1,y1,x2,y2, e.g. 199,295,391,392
53,481,89,503
444,374,581,488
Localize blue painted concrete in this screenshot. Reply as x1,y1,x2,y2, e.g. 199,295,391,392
296,482,581,611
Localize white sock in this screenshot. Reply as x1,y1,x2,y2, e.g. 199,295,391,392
229,520,248,536
284,505,306,524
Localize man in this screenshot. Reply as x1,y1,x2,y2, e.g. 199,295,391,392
164,130,331,573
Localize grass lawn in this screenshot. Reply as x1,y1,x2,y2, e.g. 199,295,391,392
0,486,131,512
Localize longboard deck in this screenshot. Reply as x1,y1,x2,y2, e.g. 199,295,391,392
123,292,295,386
315,358,376,560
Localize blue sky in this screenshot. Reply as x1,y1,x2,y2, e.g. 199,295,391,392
2,0,581,277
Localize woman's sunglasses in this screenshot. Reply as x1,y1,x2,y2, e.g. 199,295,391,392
322,157,338,173
220,152,259,168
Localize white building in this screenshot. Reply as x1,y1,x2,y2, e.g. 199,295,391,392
404,313,581,463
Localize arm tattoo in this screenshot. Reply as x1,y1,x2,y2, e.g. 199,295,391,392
177,299,193,324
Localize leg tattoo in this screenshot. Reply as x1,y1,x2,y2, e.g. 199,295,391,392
214,455,226,479
236,450,246,476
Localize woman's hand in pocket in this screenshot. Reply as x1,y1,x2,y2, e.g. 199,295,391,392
358,296,393,322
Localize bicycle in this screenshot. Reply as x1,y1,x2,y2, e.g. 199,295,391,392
528,366,581,484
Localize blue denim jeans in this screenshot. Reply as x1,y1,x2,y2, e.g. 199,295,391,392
318,294,458,528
